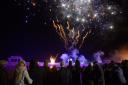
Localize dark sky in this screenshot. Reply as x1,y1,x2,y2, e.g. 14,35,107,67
0,0,128,59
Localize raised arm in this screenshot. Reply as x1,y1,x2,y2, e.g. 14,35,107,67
24,70,33,84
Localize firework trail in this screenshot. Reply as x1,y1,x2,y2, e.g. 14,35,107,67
51,0,121,50
14,0,121,50
53,20,91,50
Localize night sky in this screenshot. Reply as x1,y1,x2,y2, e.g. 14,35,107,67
0,0,128,59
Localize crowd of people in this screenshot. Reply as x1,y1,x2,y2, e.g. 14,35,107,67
0,59,128,85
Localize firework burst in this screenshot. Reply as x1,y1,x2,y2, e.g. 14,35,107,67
14,0,122,50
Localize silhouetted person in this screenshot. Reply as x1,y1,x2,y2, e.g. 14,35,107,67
82,62,94,85
50,66,59,85
104,63,114,85
93,62,105,85
29,60,43,85
0,60,8,85
72,59,82,85
67,60,74,85
58,61,71,85
105,62,126,85
67,60,73,70
112,64,126,85
42,60,51,85
121,60,128,85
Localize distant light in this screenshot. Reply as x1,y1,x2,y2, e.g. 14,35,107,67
44,22,47,25
109,25,114,29
72,8,75,11
111,11,116,15
50,57,56,64
87,14,90,17
27,7,30,10
69,58,72,61
81,18,85,22
93,13,98,18
120,11,123,14
107,6,112,10
68,58,73,62
90,62,94,66
32,2,36,6
67,14,71,18
25,20,28,23
49,9,52,12
76,17,80,22
62,3,66,7
26,16,28,18
87,0,91,3
50,66,53,69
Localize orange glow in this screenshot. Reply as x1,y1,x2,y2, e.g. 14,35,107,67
111,44,128,62
53,20,91,49
50,57,56,64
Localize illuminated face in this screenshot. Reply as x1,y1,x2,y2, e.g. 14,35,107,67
19,62,25,67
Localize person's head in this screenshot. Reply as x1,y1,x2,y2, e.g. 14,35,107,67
17,60,26,68
68,60,73,67
122,60,128,67
75,59,80,68
60,61,64,67
44,60,49,67
29,59,38,69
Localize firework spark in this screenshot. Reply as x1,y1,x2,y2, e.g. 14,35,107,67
56,0,120,29
51,0,121,50
53,20,91,50
14,0,121,50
